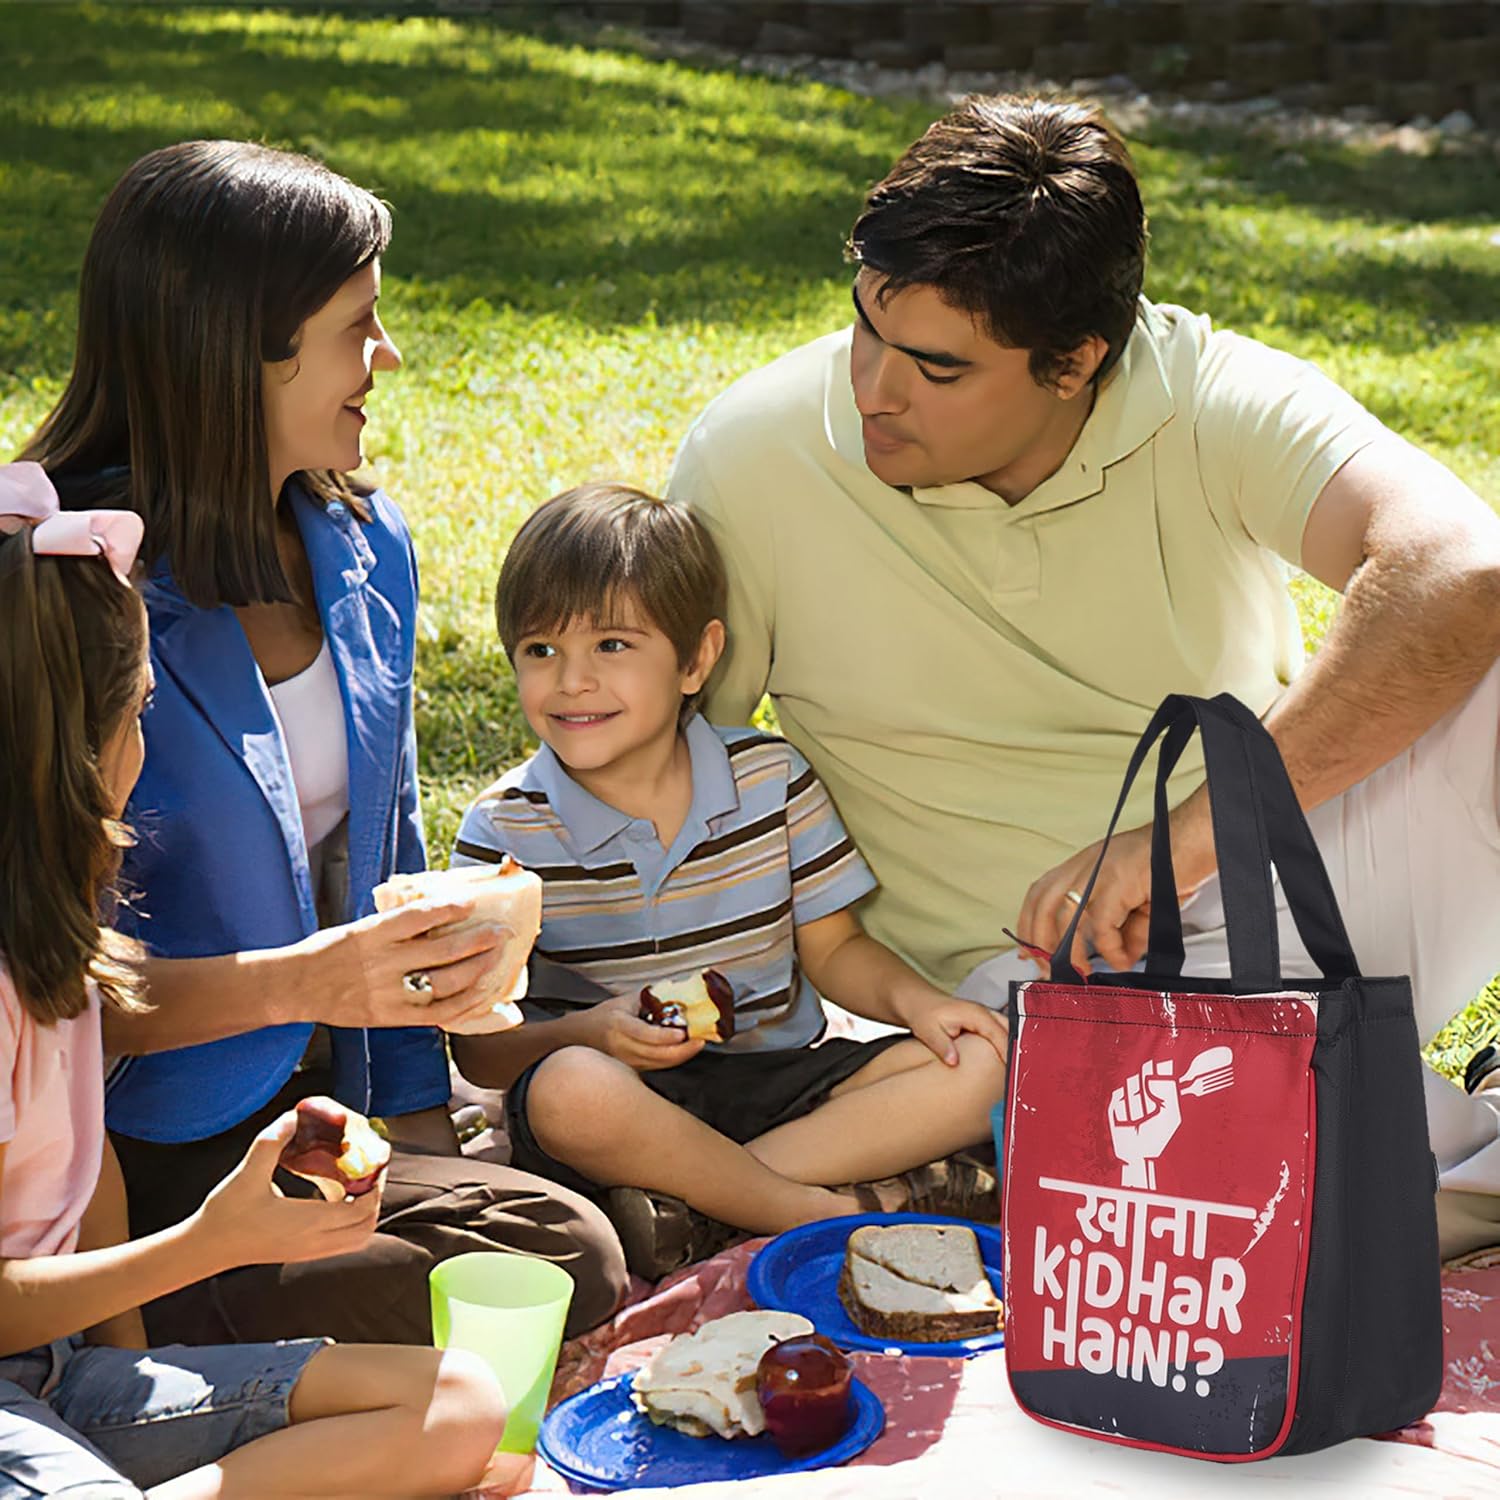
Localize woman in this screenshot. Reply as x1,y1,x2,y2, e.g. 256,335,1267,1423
19,140,626,1345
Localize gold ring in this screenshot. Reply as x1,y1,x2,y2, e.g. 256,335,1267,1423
1063,890,1085,907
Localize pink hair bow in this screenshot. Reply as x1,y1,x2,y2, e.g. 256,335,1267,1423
0,461,143,582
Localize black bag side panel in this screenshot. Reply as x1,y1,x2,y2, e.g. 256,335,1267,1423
1280,977,1443,1455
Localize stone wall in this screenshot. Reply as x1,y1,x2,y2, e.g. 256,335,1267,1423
536,1,1500,125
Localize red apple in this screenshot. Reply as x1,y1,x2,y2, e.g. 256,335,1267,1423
280,1097,390,1198
755,1334,853,1457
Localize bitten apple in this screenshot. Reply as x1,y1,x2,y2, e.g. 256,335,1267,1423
754,1334,854,1457
638,969,735,1043
279,1096,391,1199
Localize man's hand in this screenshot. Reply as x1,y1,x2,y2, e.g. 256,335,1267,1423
897,994,1010,1068
580,994,706,1073
1017,787,1216,976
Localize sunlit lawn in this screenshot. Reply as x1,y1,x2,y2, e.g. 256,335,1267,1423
1,3,1496,1073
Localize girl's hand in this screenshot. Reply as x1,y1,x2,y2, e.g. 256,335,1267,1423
192,1111,383,1272
296,899,515,1031
581,994,705,1073
900,996,1010,1068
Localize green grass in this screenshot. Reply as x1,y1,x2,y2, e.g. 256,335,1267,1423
1,2,1496,1074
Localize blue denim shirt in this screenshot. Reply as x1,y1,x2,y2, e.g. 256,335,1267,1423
104,485,447,1142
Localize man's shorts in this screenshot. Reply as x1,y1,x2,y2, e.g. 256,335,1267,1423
507,1033,910,1200
0,1335,324,1497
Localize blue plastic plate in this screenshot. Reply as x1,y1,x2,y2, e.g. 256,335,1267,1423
747,1212,1005,1358
537,1370,884,1492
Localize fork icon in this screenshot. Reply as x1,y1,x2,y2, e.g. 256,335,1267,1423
1179,1045,1236,1098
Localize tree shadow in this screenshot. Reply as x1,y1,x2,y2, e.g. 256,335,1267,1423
6,4,1498,397
0,2,903,386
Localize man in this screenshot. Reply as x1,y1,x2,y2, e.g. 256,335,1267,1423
666,96,1500,1257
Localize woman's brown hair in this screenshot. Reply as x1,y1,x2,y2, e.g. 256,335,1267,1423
0,532,149,1022
21,140,391,610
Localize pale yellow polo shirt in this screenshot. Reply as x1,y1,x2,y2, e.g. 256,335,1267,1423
667,300,1384,988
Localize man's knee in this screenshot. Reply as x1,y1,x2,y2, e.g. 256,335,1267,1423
526,1047,641,1159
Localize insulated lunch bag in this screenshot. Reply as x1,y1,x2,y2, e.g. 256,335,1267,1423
999,692,1443,1460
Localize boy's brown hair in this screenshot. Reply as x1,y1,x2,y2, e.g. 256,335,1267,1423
496,483,727,723
0,534,149,1023
849,95,1147,389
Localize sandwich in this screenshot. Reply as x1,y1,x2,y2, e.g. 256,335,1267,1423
631,1311,814,1439
639,969,735,1043
838,1223,1004,1342
372,856,542,1033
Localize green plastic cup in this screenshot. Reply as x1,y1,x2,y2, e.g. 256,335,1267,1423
430,1251,574,1454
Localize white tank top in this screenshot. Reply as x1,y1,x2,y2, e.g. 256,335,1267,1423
268,639,350,867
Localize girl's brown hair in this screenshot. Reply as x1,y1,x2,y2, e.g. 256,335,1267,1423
21,140,391,610
0,532,149,1023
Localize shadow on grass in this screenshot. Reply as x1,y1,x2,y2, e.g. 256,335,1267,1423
0,2,898,382
5,3,1500,396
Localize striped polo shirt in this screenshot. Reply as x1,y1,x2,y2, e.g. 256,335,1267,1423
450,714,877,1052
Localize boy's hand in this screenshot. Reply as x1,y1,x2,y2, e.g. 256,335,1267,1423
899,996,1010,1069
582,994,706,1072
192,1111,384,1273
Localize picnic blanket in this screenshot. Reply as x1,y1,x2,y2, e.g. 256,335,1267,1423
449,1037,1500,1498
465,1242,1500,1499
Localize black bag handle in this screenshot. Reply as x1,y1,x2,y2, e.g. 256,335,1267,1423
1051,693,1359,992
1144,695,1361,983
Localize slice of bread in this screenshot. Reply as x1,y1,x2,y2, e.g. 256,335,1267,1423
373,857,542,1033
632,1310,814,1439
838,1224,1004,1342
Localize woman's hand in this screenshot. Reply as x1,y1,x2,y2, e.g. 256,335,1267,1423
579,994,705,1072
192,1111,383,1273
296,898,514,1031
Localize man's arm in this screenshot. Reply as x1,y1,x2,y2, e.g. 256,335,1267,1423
1265,437,1500,805
1020,437,1500,971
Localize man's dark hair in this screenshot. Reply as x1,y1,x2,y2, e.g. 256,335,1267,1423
848,95,1147,389
496,483,728,724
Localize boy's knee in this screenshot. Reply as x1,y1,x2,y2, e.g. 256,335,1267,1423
527,1047,640,1156
952,1033,1008,1095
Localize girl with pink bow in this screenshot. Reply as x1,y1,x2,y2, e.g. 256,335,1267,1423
0,474,516,1497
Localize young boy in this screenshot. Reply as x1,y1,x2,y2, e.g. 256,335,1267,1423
450,482,1009,1278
